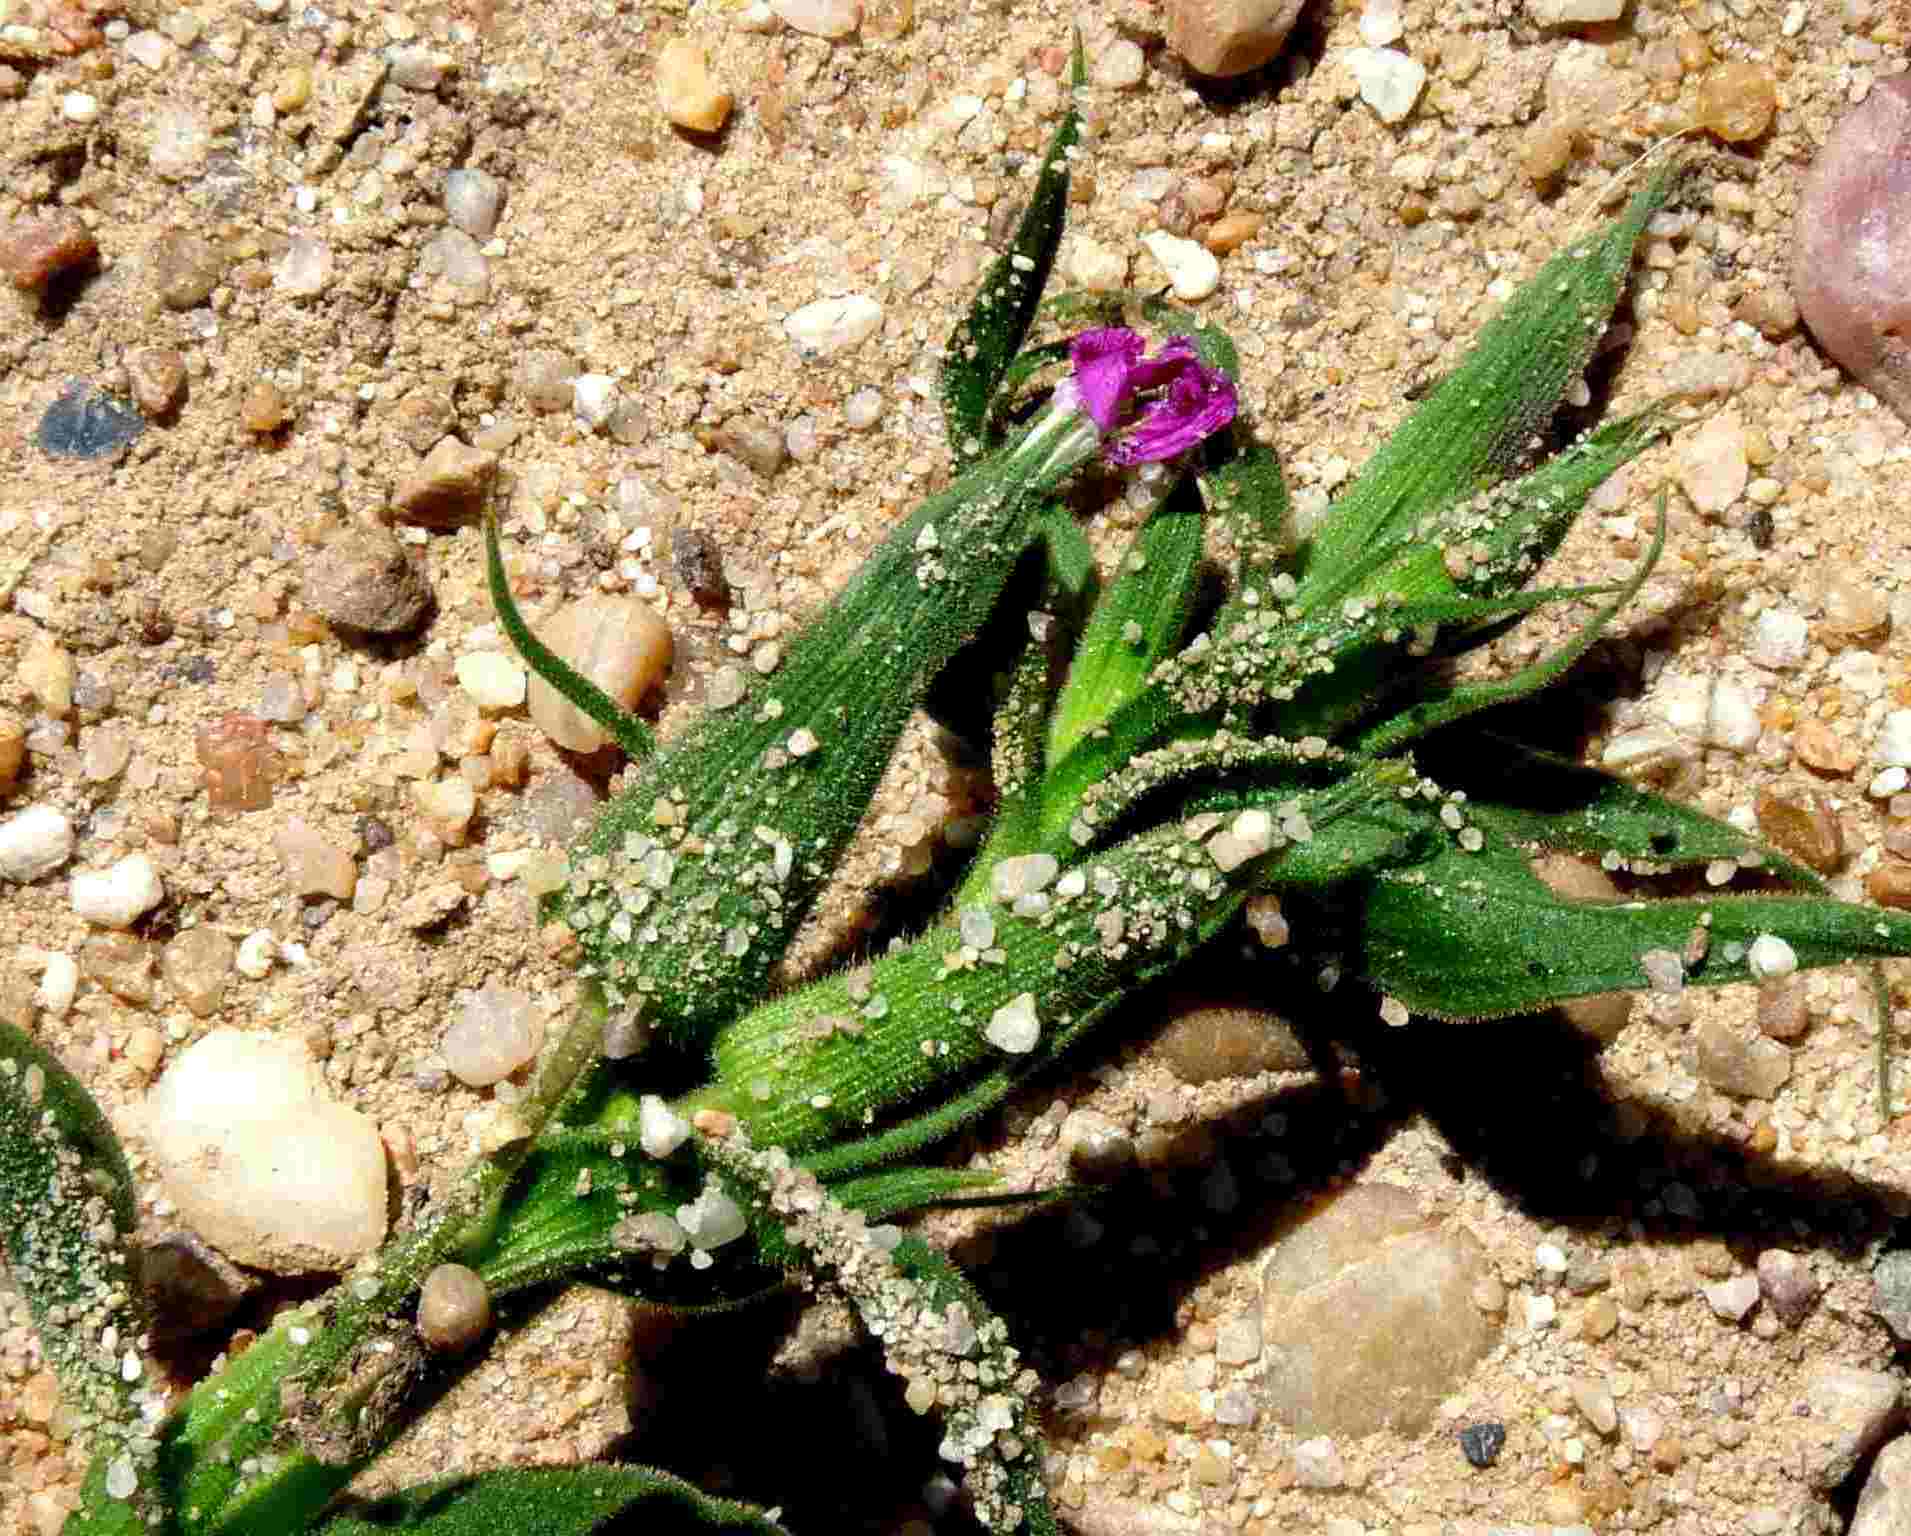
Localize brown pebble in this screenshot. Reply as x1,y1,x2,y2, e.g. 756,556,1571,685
304,524,433,636
525,595,673,753
241,380,288,433
417,1263,490,1352
196,714,279,814
1757,978,1810,1041
391,388,456,454
128,348,187,417
671,526,730,609
1203,210,1263,255
1791,720,1859,777
1697,61,1777,143
0,210,97,292
1521,118,1576,183
149,228,225,310
0,715,24,793
1755,787,1844,872
392,435,498,526
162,927,235,1018
81,935,155,1005
1868,860,1911,910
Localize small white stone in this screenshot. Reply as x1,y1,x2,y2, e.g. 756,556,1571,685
784,295,884,359
1093,38,1146,88
1871,766,1909,798
0,805,75,882
844,388,885,429
1535,1241,1569,1273
1705,1273,1762,1322
958,906,996,949
1529,0,1625,24
991,853,1059,903
61,91,99,123
455,651,527,710
572,373,619,431
442,168,504,239
1141,230,1221,301
1678,408,1749,514
70,853,165,928
985,992,1040,1054
771,0,861,38
442,984,543,1086
638,1093,692,1158
124,29,175,69
235,930,278,978
1706,678,1762,752
1878,710,1911,768
276,236,334,297
145,1029,388,1272
1346,47,1425,124
1359,0,1403,46
1068,236,1128,292
1748,608,1808,670
1525,1292,1558,1330
677,1182,747,1248
1747,934,1798,980
35,953,78,1017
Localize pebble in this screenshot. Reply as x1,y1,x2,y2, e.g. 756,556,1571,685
985,992,1040,1053
417,1264,490,1352
844,388,885,429
442,168,504,239
677,1184,747,1249
1093,40,1146,89
36,953,78,1017
163,928,235,1018
0,805,75,882
149,104,210,179
1852,1434,1911,1536
1068,236,1128,292
38,379,145,460
418,228,490,302
241,380,288,433
140,1232,253,1339
1261,1183,1499,1435
516,350,578,411
1457,1421,1505,1468
1347,47,1425,125
1796,1361,1904,1490
1163,0,1305,77
145,1028,388,1272
393,436,498,526
639,1094,692,1157
525,595,673,753
70,852,165,928
235,931,277,978
197,714,278,813
1528,0,1623,22
149,227,224,310
124,30,175,70
1693,1017,1791,1098
1291,1435,1345,1488
572,373,620,432
1757,1249,1819,1326
1704,1273,1761,1323
1697,61,1778,144
0,718,24,793
1155,999,1309,1083
656,37,733,133
127,348,187,416
1749,607,1808,670
1140,231,1221,301
0,210,97,291
1677,408,1748,513
1794,75,1911,424
773,0,860,36
81,724,133,782
276,235,334,297
413,776,477,845
454,653,525,713
1873,1251,1911,1344
1214,1312,1262,1365
1058,1110,1136,1181
785,294,883,359
20,633,74,716
443,984,542,1086
274,818,357,900
387,44,447,92
83,936,154,1004
1357,0,1402,45
304,524,433,635
1570,1377,1618,1435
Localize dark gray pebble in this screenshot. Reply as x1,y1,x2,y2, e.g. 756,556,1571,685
39,379,146,460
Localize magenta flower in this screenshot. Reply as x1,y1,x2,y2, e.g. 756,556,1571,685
1064,326,1237,465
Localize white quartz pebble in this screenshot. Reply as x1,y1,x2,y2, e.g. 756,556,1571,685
145,1029,388,1273
1346,47,1425,124
785,295,883,359
0,804,74,882
442,984,543,1086
986,992,1041,1054
70,852,165,927
455,651,527,710
1142,230,1221,301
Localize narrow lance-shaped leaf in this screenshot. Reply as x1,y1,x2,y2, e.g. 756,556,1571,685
1353,814,1911,1020
1295,162,1677,608
942,37,1084,461
0,1023,157,1536
316,1464,791,1536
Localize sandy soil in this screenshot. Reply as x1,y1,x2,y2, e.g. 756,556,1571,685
4,0,1911,1533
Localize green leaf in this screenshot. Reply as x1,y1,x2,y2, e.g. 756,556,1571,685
1199,429,1294,623
1296,165,1678,609
316,1465,791,1536
1047,474,1205,764
0,1022,157,1534
1353,816,1911,1020
1430,739,1822,889
941,39,1083,461
824,1164,1010,1221
1037,502,1097,606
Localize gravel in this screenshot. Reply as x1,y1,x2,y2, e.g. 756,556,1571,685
0,806,75,883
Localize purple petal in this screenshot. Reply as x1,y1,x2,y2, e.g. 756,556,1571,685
1103,362,1237,465
1067,327,1146,431
1124,336,1200,393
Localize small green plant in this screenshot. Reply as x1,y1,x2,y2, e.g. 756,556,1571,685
14,48,1911,1536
